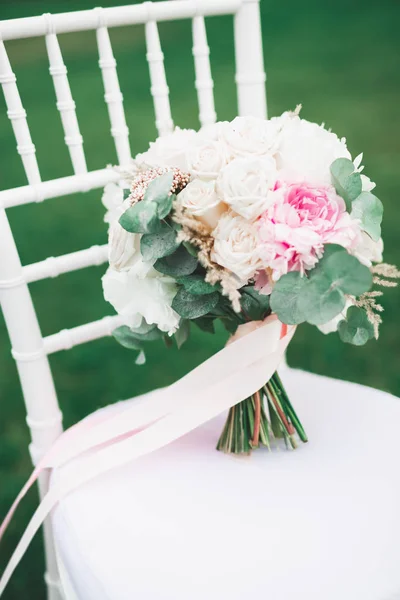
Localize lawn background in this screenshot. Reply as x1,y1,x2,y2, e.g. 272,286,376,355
0,0,399,597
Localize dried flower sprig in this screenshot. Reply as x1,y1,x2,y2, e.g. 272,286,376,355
173,202,241,312
356,263,400,338
128,166,190,205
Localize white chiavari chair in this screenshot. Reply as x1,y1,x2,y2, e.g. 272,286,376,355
1,1,400,599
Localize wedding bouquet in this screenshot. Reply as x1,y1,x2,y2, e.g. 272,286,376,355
102,108,398,454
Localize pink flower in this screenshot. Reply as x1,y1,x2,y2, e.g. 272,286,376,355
255,183,361,289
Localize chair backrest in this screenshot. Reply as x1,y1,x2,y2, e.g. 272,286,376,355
0,1,266,596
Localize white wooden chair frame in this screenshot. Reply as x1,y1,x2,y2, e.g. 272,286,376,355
0,1,266,598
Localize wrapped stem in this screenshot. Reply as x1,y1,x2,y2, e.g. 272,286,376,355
216,371,307,454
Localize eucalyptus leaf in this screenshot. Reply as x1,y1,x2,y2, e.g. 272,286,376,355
182,241,199,257
135,350,146,365
298,273,346,325
318,245,372,296
351,192,383,242
172,288,219,319
163,334,173,349
112,326,144,351
193,316,216,334
154,245,198,277
176,274,218,295
143,172,174,219
240,286,270,321
270,272,308,325
330,157,362,210
174,319,190,349
119,201,161,234
338,306,375,345
126,326,163,342
270,245,372,326
140,224,179,261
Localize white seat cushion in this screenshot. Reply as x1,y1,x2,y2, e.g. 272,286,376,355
51,368,400,600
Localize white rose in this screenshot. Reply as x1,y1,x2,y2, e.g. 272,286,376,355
317,298,354,335
177,179,227,230
102,265,180,334
211,211,262,281
219,116,280,159
353,231,383,267
186,140,228,180
199,121,228,141
276,116,352,186
216,156,280,220
134,127,197,172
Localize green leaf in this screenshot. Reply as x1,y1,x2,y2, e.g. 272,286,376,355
338,306,375,345
126,326,163,342
143,172,174,219
270,245,372,327
176,274,218,296
240,286,270,321
317,244,372,296
172,288,219,319
154,245,198,277
298,273,346,325
140,223,179,261
163,334,173,349
351,192,383,242
182,241,198,257
119,201,161,234
330,157,362,210
123,188,131,200
221,318,239,335
174,319,190,349
193,316,216,334
112,326,144,351
270,272,308,325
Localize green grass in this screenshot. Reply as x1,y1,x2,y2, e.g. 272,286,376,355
0,0,399,597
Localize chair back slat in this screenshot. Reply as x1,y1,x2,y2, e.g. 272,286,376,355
43,315,125,355
0,40,41,184
0,167,119,209
45,17,87,175
96,10,131,165
192,15,216,127
23,244,108,283
145,19,174,137
234,0,267,118
0,1,242,41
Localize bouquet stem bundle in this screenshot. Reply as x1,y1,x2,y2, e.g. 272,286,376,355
216,371,308,454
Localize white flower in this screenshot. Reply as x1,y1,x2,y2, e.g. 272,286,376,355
134,127,198,172
216,156,280,220
186,140,229,180
219,116,280,159
102,182,125,225
177,179,227,230
276,116,352,186
108,220,139,272
211,211,262,281
317,298,354,335
102,264,180,334
353,231,383,267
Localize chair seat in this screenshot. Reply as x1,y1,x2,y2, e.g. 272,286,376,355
51,368,400,600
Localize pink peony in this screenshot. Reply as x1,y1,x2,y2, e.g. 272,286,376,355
255,183,361,290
